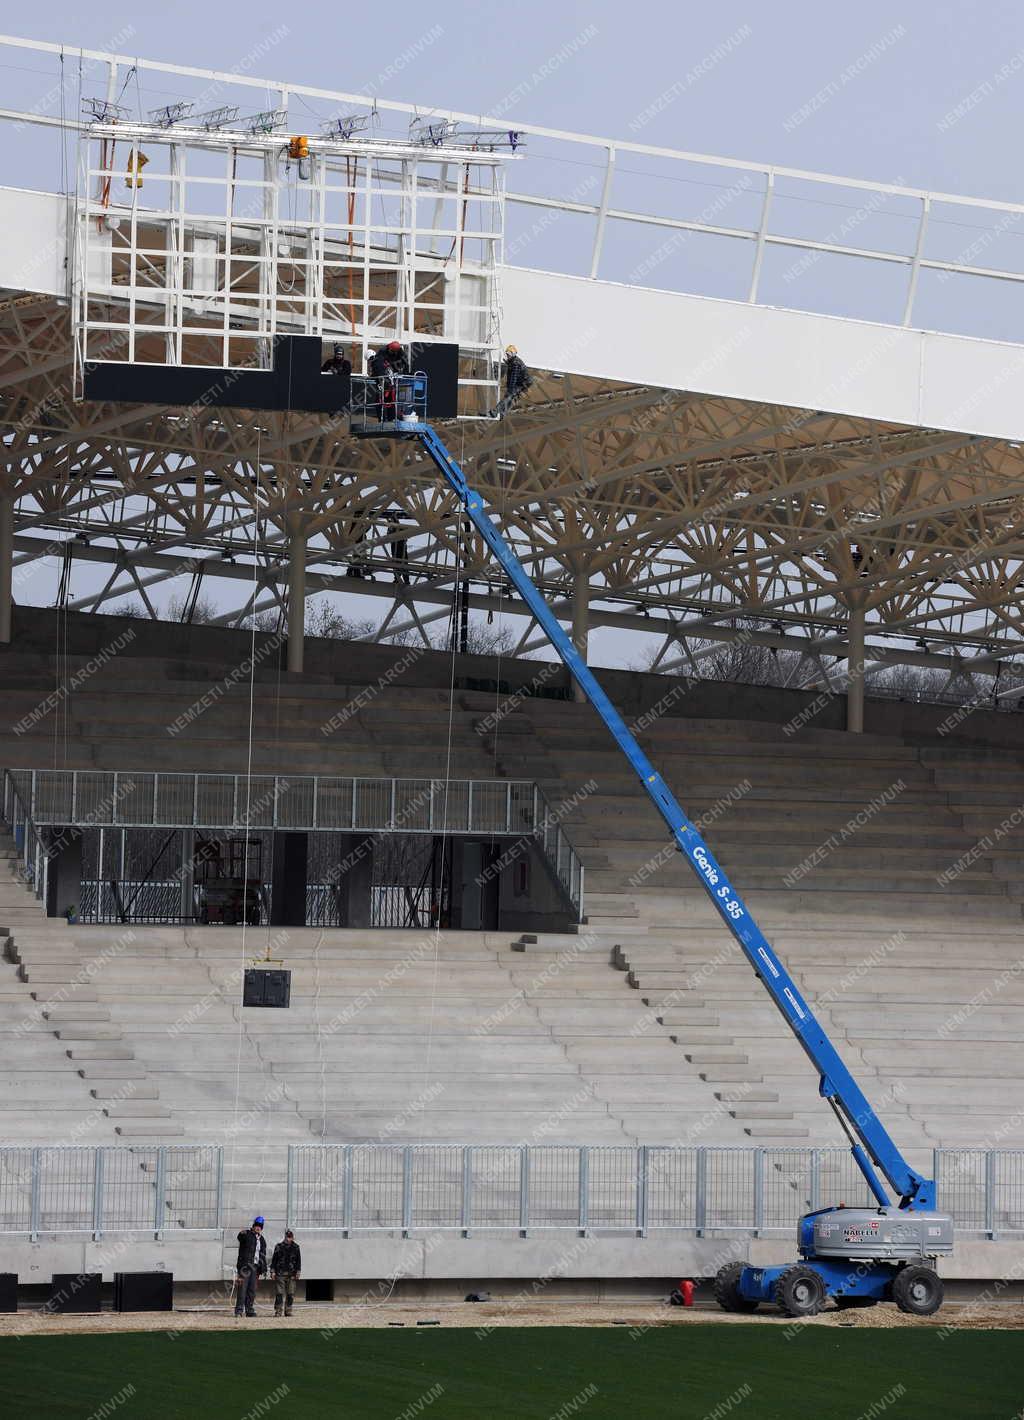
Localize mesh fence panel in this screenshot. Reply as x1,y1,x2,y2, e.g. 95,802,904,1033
411,1147,463,1229
315,778,354,830
291,1147,347,1229
155,774,198,825
528,1147,582,1229
815,1150,878,1212
75,772,116,824
470,1147,522,1228
113,775,155,826
36,1149,95,1231
937,1149,988,1231
164,1147,221,1228
470,781,509,833
276,778,315,828
704,1149,756,1231
646,1148,698,1229
0,1149,33,1231
34,771,74,822
194,775,236,825
390,780,430,832
434,782,470,833
355,781,392,831
993,1153,1024,1234
100,1148,159,1230
586,1147,637,1230
760,1150,812,1230
350,1146,404,1229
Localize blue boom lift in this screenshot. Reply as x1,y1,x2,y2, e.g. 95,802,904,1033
354,375,953,1317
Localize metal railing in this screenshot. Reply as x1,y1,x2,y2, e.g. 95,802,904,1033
0,1146,222,1237
288,1144,1024,1240
1,768,50,909
1,1143,1020,1240
3,769,585,920
5,34,1024,341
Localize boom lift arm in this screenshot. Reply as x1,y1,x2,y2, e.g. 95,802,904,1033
415,422,935,1214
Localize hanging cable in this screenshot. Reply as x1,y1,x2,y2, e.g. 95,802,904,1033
229,428,263,1189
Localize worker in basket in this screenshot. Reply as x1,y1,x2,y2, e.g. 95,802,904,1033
369,340,408,421
321,343,351,378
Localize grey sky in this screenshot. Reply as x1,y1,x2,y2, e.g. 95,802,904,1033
8,0,1024,199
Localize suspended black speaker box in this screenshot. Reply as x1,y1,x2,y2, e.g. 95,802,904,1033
243,968,291,1008
49,1272,101,1313
0,1273,16,1312
113,1271,174,1312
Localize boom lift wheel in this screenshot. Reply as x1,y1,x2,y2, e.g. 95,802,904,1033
713,1262,758,1313
892,1265,943,1316
773,1265,826,1318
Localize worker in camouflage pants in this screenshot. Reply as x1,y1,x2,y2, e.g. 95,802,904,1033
271,1229,302,1316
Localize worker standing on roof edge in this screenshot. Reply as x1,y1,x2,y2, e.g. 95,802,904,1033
493,345,533,416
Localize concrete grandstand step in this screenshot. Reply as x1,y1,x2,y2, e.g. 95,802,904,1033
113,1121,185,1137
102,1100,172,1117
65,1043,135,1060
42,1004,111,1022
54,1026,123,1041
90,1082,161,1100
729,1103,796,1120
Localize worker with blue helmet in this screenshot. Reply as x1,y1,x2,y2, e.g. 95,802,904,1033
234,1216,267,1317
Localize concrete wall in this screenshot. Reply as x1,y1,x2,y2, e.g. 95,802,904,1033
6,604,1021,752
2,1230,1017,1288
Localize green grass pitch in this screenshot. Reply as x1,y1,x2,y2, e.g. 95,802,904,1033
4,1325,1019,1419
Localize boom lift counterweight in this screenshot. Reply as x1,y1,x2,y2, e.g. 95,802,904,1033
358,378,953,1317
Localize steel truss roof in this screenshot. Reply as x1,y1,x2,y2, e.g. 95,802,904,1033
3,288,1024,693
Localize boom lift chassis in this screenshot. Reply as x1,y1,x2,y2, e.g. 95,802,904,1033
356,381,953,1317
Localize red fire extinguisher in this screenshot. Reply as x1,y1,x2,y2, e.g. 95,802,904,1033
680,1279,694,1307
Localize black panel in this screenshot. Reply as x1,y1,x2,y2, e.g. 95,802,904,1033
271,832,308,927
0,1273,16,1313
243,968,292,1008
83,337,350,413
113,1271,174,1312
305,1278,334,1302
49,1272,102,1313
408,342,460,419
84,337,462,417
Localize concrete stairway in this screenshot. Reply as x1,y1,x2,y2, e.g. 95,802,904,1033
3,641,1024,1198
0,830,182,1140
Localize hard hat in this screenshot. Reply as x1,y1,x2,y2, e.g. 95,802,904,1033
386,340,403,351
505,345,518,355
253,1216,265,1226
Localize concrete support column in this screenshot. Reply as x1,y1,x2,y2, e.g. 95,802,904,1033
287,511,306,675
846,599,866,734
0,494,13,645
571,566,589,705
